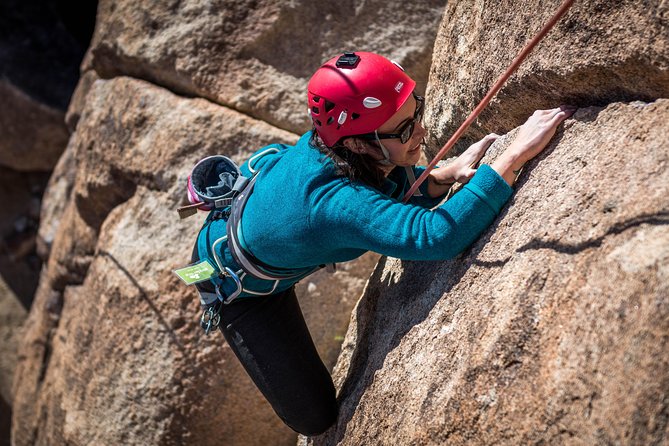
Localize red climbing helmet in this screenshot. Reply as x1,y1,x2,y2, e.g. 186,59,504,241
307,51,416,147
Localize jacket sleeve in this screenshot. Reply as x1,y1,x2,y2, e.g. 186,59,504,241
309,164,513,261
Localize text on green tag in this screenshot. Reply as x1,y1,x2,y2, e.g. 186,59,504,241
174,259,217,285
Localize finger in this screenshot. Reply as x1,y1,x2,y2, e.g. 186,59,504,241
548,109,570,127
560,104,577,117
456,169,476,184
483,133,500,145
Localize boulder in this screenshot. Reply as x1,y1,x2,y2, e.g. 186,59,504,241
307,99,669,445
0,80,69,172
12,77,304,446
12,74,387,445
0,167,44,441
85,0,447,134
0,277,27,446
424,0,669,155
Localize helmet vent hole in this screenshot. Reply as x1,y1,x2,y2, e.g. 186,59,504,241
327,116,334,125
312,106,320,114
315,119,322,126
325,100,336,112
313,96,321,103
351,113,360,120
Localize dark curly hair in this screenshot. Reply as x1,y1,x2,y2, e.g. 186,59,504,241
309,129,387,189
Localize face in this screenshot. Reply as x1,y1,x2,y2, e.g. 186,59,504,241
371,94,426,167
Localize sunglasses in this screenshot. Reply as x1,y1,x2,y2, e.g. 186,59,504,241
356,94,424,145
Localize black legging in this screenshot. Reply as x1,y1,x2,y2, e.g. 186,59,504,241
196,281,338,435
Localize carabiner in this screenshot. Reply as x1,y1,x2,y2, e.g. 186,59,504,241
200,304,222,335
217,267,242,304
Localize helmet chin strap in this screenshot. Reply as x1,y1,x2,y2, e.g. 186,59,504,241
372,132,423,197
374,131,394,166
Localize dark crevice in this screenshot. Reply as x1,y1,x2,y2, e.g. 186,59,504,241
0,0,98,109
517,211,669,255
0,396,10,446
0,168,51,308
92,65,302,137
0,0,98,320
35,290,63,389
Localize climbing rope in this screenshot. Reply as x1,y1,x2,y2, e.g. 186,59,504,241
402,0,576,203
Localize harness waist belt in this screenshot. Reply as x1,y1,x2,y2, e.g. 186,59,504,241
226,175,317,282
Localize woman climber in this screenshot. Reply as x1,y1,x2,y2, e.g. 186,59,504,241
188,51,574,436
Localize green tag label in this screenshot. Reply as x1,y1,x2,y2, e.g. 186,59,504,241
174,259,217,285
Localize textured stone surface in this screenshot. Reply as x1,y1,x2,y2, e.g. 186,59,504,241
0,277,27,446
0,80,69,171
307,99,669,445
424,0,669,156
86,0,446,134
11,77,303,446
11,75,386,445
0,166,44,439
65,71,101,133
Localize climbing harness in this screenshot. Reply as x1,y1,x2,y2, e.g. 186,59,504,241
402,0,576,202
175,150,330,335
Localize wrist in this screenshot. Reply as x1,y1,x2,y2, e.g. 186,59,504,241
427,172,455,198
430,174,456,186
504,144,526,163
492,150,526,187
429,166,457,186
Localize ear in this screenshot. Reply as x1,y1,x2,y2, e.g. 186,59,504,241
341,138,367,155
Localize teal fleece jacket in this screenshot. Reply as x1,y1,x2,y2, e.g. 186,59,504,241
196,131,513,297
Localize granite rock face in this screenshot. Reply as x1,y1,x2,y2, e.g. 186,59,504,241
9,1,448,444
0,278,27,445
309,100,669,445
11,77,302,446
0,80,70,172
424,0,669,156
86,0,447,134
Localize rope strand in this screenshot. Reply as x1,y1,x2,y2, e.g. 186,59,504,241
402,0,576,203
